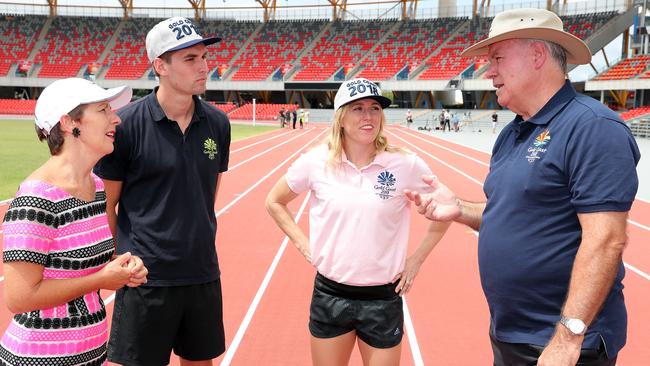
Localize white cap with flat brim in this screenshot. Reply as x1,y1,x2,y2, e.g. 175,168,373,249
461,8,591,65
146,17,221,62
35,78,132,134
334,78,392,111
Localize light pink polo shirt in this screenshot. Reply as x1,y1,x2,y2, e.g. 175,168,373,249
286,144,434,286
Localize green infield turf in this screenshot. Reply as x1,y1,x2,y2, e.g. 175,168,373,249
0,119,277,200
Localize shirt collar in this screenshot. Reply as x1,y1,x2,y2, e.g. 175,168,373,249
147,87,207,123
514,80,576,127
341,149,390,170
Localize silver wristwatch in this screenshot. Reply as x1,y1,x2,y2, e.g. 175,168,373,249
559,316,587,336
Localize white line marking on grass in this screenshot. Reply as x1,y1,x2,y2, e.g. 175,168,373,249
215,130,326,218
228,130,310,171
220,191,312,366
392,130,650,283
403,297,424,366
231,130,294,153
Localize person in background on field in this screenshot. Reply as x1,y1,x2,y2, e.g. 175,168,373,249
406,8,639,366
0,77,147,366
279,106,286,128
491,111,498,134
451,112,460,132
292,107,298,129
266,77,450,366
405,109,413,128
94,17,231,366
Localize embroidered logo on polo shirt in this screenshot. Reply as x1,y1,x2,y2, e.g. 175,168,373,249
203,138,218,160
526,129,551,163
374,171,396,200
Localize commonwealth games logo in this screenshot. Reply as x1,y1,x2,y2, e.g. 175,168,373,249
203,138,218,160
374,171,396,200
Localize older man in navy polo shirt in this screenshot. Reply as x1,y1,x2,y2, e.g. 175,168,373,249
406,8,639,366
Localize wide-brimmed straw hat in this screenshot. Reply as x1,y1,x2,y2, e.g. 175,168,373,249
461,8,591,65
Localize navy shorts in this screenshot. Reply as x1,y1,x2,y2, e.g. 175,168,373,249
309,273,403,349
108,280,225,365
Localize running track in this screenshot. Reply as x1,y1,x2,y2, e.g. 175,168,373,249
0,125,648,365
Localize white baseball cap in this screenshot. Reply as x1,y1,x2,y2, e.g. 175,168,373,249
334,78,391,111
146,17,221,62
35,78,132,134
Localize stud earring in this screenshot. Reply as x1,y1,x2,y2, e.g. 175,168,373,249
72,127,81,138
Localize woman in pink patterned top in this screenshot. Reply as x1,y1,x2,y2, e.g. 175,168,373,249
1,78,148,366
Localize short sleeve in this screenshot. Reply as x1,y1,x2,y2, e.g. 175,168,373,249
285,149,319,194
94,123,131,181
407,154,435,194
567,117,640,213
219,117,231,173
2,187,57,265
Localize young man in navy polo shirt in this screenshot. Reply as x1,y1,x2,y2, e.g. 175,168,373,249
94,17,230,366
406,9,639,366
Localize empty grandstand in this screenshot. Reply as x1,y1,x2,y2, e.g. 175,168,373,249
0,0,648,137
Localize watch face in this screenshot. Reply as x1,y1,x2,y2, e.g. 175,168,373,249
567,319,586,334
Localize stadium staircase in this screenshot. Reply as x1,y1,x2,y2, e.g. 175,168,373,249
345,20,402,80
0,15,47,77
291,20,390,81
229,20,328,81
209,21,264,81
34,16,119,78
416,17,482,80
282,21,333,81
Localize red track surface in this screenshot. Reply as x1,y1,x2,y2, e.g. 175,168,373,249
0,125,648,365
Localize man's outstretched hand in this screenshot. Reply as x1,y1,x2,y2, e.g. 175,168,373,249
404,175,461,222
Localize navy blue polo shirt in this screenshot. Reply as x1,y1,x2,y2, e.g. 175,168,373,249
94,88,230,286
480,81,639,357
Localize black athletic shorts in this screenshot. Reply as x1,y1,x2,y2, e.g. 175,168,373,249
108,280,225,366
309,272,403,349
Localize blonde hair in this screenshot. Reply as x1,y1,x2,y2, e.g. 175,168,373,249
326,102,405,167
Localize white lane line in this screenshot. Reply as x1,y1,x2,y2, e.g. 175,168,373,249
221,191,312,366
627,219,650,232
390,130,650,282
229,130,310,171
231,129,295,153
102,133,322,307
403,297,424,366
215,130,326,218
394,128,650,232
0,130,300,208
396,126,493,155
387,130,484,186
624,263,650,281
395,129,490,167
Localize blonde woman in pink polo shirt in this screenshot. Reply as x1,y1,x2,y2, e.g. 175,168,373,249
266,78,450,366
